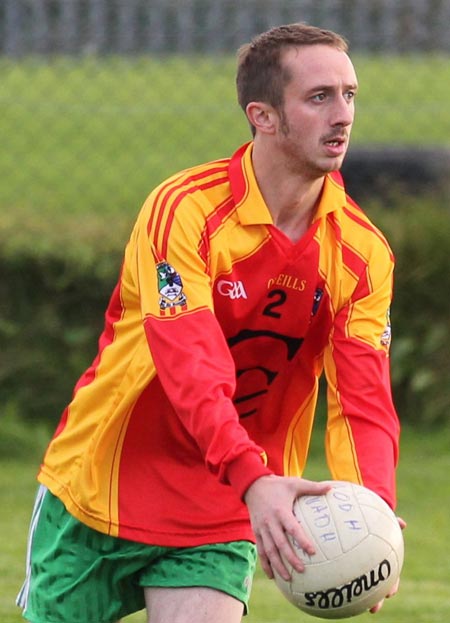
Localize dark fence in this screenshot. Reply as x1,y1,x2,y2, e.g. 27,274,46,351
2,0,450,56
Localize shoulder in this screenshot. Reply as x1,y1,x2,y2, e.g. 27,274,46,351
136,158,232,228
338,191,394,264
131,158,236,256
154,158,231,204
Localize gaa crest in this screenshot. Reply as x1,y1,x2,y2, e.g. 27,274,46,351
156,261,187,311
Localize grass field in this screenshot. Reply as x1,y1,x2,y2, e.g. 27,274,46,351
2,423,449,623
1,54,449,223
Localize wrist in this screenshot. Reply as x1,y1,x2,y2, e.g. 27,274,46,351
226,451,273,500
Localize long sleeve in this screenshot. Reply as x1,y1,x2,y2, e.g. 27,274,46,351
324,238,400,509
130,173,271,498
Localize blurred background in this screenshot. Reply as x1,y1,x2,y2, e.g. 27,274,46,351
1,0,449,433
1,0,450,215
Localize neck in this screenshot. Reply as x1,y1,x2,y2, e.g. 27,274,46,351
251,140,325,242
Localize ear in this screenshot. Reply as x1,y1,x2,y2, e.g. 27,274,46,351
245,101,278,135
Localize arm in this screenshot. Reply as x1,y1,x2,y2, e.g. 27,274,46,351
325,246,404,613
130,189,271,496
324,256,400,508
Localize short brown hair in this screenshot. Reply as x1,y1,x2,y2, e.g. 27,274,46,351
236,23,348,134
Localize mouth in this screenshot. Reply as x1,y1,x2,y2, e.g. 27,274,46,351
324,134,347,146
323,136,347,156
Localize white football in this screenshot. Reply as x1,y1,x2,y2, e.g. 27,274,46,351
274,481,404,619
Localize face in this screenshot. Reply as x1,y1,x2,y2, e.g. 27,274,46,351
274,45,358,178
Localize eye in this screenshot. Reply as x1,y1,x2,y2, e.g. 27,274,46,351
311,93,326,103
344,90,356,101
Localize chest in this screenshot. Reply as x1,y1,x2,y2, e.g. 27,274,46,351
211,223,328,341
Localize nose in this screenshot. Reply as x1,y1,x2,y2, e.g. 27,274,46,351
331,94,354,128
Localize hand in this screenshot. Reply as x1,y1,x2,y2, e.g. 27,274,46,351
369,516,407,614
243,475,332,581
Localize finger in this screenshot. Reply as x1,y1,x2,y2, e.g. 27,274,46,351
255,535,275,579
275,515,315,576
369,576,399,614
283,511,316,557
369,599,384,614
285,480,334,558
265,543,292,580
397,516,407,530
264,529,297,580
276,534,306,576
259,519,305,581
294,478,333,497
386,577,400,598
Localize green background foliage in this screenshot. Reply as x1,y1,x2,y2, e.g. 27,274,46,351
1,55,450,218
376,202,450,427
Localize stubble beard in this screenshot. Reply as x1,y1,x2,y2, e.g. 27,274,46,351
278,110,346,179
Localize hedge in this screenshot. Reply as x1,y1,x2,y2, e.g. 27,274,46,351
1,197,448,428
370,199,449,427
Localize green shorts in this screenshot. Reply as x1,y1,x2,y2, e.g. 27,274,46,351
17,486,257,623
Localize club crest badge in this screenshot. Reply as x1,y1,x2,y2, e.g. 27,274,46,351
156,261,187,312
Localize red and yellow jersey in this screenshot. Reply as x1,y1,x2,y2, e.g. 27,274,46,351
38,142,400,547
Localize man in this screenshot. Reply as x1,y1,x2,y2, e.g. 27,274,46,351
17,23,403,623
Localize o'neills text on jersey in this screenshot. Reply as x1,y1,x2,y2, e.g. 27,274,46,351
268,273,307,291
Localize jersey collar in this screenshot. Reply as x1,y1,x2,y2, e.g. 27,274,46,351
229,142,347,226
